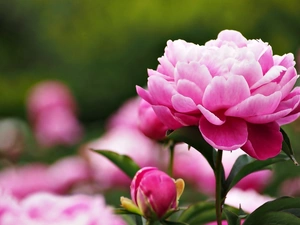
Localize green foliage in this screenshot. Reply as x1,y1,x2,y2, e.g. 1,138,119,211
92,149,140,178
243,197,300,225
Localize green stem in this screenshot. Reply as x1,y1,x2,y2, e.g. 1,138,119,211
215,150,223,225
167,143,175,177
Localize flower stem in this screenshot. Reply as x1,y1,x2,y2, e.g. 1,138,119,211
215,149,223,225
167,143,175,177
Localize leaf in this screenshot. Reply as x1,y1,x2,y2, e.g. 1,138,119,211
178,201,240,225
243,197,300,225
225,153,289,192
167,126,216,171
178,201,216,224
223,208,240,225
92,149,140,178
280,128,299,166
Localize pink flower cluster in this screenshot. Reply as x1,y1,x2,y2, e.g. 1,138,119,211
0,192,125,225
137,29,300,160
0,156,90,199
27,80,83,148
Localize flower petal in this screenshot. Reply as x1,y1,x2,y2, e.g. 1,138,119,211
231,59,263,87
176,79,203,104
241,122,282,160
250,65,285,89
202,75,250,111
197,104,226,125
175,62,212,92
199,117,248,150
258,46,274,75
136,86,153,104
148,76,176,107
225,91,282,117
171,94,198,113
152,105,182,130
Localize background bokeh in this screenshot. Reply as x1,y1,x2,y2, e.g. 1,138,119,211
0,0,300,201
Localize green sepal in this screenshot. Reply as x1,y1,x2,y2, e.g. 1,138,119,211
280,128,299,165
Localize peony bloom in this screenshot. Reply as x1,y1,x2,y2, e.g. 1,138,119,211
83,127,168,190
137,29,300,160
26,80,83,148
121,167,184,220
138,99,169,140
173,144,272,195
0,156,90,199
0,191,126,225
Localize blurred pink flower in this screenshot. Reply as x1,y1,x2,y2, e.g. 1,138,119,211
173,143,272,195
280,177,300,197
0,156,90,199
225,188,273,213
0,191,126,225
205,188,273,225
34,107,83,147
137,29,300,160
26,80,83,148
83,127,168,191
106,97,140,129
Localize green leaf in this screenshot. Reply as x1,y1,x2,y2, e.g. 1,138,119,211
225,153,289,192
167,126,216,171
223,208,240,225
92,149,140,178
280,128,299,166
178,201,240,225
178,201,216,224
243,197,300,225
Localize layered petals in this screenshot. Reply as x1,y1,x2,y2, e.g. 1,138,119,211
241,122,283,160
137,29,300,160
199,117,248,150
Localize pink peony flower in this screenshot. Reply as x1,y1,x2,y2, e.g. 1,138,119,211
173,143,272,195
138,99,169,140
137,29,300,160
0,156,90,199
83,127,168,190
121,167,184,220
26,80,83,148
0,191,126,225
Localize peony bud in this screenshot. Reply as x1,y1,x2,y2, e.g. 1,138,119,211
121,167,184,221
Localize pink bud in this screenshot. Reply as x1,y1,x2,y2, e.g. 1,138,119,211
128,167,183,220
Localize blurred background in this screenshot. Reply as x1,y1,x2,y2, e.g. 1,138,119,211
0,0,300,206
